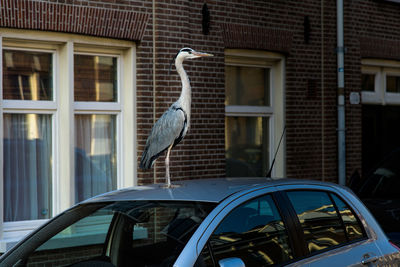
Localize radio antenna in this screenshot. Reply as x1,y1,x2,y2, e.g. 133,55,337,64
266,125,286,178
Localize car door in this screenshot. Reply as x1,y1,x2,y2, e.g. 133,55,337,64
281,187,385,267
192,189,304,266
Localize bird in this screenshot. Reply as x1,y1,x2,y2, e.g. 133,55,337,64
140,48,213,187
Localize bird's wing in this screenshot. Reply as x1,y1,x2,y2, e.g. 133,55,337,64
140,107,186,169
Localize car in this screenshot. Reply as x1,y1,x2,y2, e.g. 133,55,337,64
350,148,400,247
1,178,399,267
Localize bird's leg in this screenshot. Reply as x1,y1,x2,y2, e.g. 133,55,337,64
165,144,173,187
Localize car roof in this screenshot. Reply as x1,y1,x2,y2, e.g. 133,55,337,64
85,177,343,204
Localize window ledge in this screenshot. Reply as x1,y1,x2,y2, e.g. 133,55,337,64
1,219,47,253
0,238,20,253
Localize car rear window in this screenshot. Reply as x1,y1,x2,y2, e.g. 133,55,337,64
330,194,365,241
286,190,366,254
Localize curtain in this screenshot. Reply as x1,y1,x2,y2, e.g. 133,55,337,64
74,114,117,203
3,114,52,222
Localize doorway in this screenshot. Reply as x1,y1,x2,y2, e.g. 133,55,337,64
362,105,400,175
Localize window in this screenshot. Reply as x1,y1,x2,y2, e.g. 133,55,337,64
0,29,136,250
225,50,285,177
361,59,400,174
330,194,365,241
201,194,293,266
361,59,400,105
74,54,119,203
3,49,55,222
19,201,215,267
286,190,365,254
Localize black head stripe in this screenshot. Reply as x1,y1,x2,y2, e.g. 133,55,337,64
180,48,193,54
169,50,180,74
169,48,194,74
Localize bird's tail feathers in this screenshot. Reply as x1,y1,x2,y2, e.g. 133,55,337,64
140,146,167,170
139,148,152,169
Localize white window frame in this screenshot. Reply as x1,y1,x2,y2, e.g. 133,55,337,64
73,50,122,193
0,29,137,251
1,45,58,246
225,49,286,177
362,59,400,105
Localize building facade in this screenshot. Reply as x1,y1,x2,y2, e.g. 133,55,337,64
0,0,400,250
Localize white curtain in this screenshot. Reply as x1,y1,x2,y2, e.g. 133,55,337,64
74,115,116,203
3,114,52,222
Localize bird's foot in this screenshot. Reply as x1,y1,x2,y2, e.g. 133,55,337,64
160,180,181,188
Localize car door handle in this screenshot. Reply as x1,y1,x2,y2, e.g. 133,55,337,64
361,253,379,265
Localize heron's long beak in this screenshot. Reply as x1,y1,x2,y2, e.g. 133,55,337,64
192,51,213,57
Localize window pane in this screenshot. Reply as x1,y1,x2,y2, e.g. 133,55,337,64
36,208,113,253
386,75,400,93
74,114,117,203
225,116,269,177
74,55,117,102
225,65,270,106
3,114,52,221
208,195,293,266
361,74,375,92
3,50,53,100
286,191,347,254
26,201,214,266
331,194,365,241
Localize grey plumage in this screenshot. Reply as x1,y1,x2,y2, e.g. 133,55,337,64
139,48,213,186
140,104,187,169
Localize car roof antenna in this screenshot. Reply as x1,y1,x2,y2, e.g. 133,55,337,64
266,125,286,178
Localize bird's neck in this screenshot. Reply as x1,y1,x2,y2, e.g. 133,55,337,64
175,59,191,113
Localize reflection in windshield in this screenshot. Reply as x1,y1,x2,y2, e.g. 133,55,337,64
23,201,215,267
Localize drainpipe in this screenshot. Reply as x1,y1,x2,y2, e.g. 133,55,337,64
337,0,346,185
152,0,157,184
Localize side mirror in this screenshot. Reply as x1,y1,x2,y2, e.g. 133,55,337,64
219,257,245,267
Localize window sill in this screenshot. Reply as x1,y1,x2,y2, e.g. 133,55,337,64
0,238,20,253
1,219,47,253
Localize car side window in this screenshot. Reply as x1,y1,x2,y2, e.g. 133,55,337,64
286,190,364,255
200,194,294,266
331,194,366,241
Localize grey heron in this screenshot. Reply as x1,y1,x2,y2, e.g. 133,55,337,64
140,48,213,187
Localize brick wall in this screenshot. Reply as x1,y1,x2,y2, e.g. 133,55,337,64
344,0,400,179
136,0,342,183
136,0,226,184
5,0,400,184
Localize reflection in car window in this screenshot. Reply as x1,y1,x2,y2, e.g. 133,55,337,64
331,194,365,241
201,194,293,266
23,201,215,267
286,191,348,254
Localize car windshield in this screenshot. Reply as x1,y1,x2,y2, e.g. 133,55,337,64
11,200,216,267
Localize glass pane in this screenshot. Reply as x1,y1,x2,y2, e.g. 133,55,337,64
286,191,347,254
331,194,365,241
361,74,375,92
209,195,293,266
3,114,52,221
225,65,270,106
74,55,117,102
386,75,400,93
25,201,215,266
74,114,117,202
225,116,269,177
3,50,53,100
36,207,113,253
